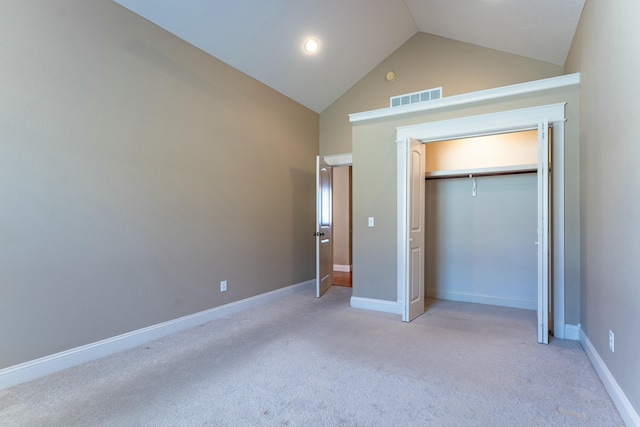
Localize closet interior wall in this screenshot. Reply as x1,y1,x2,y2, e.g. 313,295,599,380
424,130,539,310
425,172,538,310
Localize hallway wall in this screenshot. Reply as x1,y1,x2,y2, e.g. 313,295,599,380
332,167,352,271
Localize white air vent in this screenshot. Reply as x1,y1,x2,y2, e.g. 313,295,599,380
390,87,442,108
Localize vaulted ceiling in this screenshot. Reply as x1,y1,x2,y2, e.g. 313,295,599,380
113,0,585,113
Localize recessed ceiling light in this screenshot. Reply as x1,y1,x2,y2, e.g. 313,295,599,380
303,38,320,54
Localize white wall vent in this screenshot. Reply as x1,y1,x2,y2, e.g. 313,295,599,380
390,87,442,108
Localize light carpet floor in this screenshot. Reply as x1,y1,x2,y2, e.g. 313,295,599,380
0,286,624,426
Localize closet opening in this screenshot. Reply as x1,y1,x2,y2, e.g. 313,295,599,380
396,103,566,343
424,130,542,319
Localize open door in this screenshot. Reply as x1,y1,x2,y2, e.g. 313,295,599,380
537,120,550,344
316,156,333,297
405,138,425,321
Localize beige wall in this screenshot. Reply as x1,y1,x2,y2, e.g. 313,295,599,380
565,0,640,415
320,32,564,156
332,167,351,269
0,0,318,369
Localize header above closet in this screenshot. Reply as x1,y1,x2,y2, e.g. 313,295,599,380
424,129,538,180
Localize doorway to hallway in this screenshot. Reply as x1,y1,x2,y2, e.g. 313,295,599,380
316,154,353,296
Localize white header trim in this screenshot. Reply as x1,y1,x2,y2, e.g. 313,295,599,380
323,153,352,166
397,103,566,142
350,73,579,123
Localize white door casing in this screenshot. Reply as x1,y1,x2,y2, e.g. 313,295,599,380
551,122,565,339
537,120,550,344
316,156,333,297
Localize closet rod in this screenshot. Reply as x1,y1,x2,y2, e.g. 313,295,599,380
425,164,537,180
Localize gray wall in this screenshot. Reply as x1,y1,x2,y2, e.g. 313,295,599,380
565,0,640,414
426,174,537,310
0,1,318,369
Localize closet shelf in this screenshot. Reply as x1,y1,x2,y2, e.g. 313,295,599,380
425,164,537,179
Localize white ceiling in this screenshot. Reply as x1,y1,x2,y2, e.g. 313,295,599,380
113,0,585,113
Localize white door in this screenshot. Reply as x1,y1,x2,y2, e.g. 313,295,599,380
537,120,550,344
406,138,425,321
316,156,333,297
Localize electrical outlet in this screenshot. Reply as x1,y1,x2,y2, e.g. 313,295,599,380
220,280,227,292
609,330,614,352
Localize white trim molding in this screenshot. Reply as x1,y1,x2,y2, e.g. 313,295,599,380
552,121,566,339
396,103,567,143
333,264,352,272
0,280,314,390
564,323,581,341
580,329,640,426
350,73,579,123
323,153,352,166
350,296,402,315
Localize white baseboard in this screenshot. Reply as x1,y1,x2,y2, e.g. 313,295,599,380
333,264,352,272
350,296,402,315
563,323,581,341
426,289,536,311
580,329,640,427
0,280,314,391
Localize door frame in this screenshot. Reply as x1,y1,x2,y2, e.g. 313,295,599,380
316,153,353,296
396,103,566,339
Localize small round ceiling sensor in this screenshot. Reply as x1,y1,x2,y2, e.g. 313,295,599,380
385,71,396,82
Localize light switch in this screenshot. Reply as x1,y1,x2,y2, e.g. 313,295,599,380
368,217,374,227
